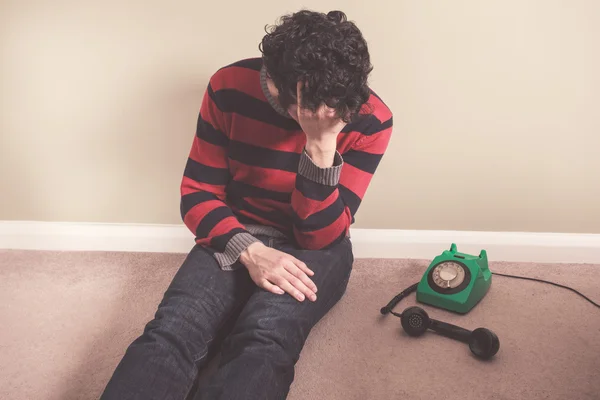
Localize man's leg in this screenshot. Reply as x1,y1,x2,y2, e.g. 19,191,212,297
194,237,354,400
100,245,255,400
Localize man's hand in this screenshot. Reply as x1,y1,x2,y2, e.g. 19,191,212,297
240,242,318,302
294,82,346,168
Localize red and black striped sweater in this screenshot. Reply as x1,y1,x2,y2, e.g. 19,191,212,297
180,58,393,269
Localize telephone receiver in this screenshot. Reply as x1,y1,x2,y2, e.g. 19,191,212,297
398,306,499,360
380,283,499,360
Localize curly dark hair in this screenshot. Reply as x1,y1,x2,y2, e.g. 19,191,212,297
259,10,373,123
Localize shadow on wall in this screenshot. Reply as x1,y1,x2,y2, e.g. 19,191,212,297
3,69,211,224
0,136,35,220
92,72,211,224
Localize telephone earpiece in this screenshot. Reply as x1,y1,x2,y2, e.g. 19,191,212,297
399,306,499,359
399,306,430,336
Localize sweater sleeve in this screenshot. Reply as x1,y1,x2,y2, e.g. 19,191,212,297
180,80,260,270
290,114,393,249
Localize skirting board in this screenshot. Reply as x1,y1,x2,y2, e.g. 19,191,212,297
1,221,600,264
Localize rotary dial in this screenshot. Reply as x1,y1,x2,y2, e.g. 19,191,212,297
431,261,466,289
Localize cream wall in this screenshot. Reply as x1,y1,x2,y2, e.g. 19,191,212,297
1,1,599,233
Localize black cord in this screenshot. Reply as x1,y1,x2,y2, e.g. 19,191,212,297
492,272,600,309
380,283,419,315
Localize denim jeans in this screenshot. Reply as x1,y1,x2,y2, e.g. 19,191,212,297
100,235,354,400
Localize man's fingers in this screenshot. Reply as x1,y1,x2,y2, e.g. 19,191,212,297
296,81,339,122
272,276,307,302
292,259,314,277
284,262,317,293
261,279,285,295
296,81,303,109
317,104,330,119
281,268,317,302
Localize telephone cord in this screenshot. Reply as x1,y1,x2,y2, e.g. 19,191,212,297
492,272,600,309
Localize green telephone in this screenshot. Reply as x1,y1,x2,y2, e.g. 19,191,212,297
380,244,498,359
416,243,492,313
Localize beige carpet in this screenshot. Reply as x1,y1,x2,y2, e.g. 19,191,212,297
1,249,599,400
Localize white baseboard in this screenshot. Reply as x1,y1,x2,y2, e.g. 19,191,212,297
1,221,600,264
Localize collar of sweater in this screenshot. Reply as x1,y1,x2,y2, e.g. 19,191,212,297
260,66,294,119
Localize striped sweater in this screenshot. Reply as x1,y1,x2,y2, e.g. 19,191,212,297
180,58,393,270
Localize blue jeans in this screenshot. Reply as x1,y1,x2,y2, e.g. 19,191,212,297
100,235,354,400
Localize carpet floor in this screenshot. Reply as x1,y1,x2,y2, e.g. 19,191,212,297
1,249,599,400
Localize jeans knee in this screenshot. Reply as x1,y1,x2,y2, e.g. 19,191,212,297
136,301,213,362
225,317,306,370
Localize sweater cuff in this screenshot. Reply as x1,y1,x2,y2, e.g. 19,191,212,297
212,232,261,270
298,149,343,186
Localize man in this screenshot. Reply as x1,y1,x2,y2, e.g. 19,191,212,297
101,9,392,400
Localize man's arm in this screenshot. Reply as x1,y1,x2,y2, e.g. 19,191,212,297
291,113,393,249
180,81,260,269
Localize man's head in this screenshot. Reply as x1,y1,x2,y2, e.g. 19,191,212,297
259,10,373,123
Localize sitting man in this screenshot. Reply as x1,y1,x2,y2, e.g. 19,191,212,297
101,9,393,400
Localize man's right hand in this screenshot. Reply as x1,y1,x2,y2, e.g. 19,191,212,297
239,242,318,302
